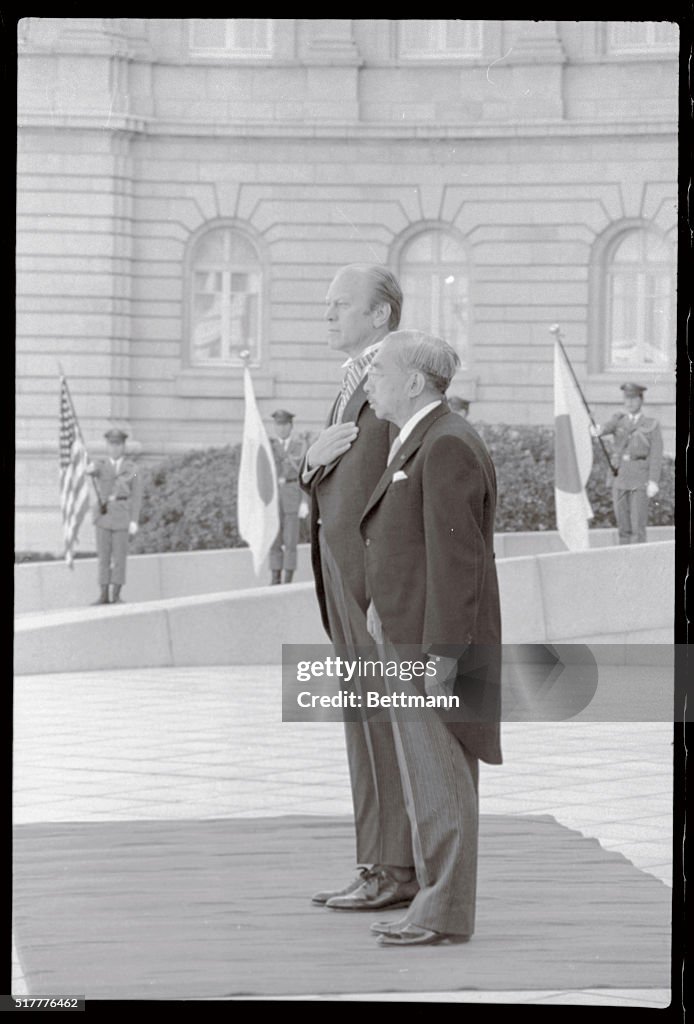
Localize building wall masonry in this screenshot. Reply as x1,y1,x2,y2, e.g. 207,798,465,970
16,19,678,550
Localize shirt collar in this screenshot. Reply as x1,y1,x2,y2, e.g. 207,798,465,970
340,340,382,370
397,400,442,445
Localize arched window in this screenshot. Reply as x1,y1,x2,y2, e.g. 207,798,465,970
397,229,470,368
605,228,675,370
189,226,263,367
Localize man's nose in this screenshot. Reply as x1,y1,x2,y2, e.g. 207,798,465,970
325,305,335,321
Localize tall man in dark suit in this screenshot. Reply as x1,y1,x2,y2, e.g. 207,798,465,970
302,264,416,912
86,427,143,605
359,329,502,946
269,409,306,585
592,382,663,544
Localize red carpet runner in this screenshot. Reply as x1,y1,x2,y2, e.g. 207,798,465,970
13,814,670,999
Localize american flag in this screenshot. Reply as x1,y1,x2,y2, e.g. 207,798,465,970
59,376,91,568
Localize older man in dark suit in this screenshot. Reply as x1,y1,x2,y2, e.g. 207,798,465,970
302,264,416,912
359,329,502,946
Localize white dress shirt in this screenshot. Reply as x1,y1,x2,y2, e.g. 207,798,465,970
388,400,442,463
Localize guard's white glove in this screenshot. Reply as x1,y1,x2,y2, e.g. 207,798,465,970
128,522,139,536
298,499,309,520
646,481,659,499
589,424,600,438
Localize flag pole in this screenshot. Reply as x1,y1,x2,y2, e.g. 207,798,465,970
549,325,617,477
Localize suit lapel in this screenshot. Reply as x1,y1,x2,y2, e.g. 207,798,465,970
319,382,370,485
342,379,368,424
361,403,449,520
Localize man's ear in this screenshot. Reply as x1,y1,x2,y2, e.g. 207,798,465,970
408,371,426,398
371,302,391,329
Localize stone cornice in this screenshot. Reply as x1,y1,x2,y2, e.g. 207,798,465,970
16,113,678,140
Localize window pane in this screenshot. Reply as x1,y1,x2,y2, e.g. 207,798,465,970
609,21,678,51
194,229,226,265
232,18,271,52
227,279,260,358
191,19,228,50
400,271,435,329
612,232,640,262
609,273,636,364
440,233,467,262
652,22,678,46
399,229,469,366
400,21,435,54
191,18,272,54
401,19,482,56
227,233,259,264
190,230,262,365
444,20,482,53
192,268,223,363
399,271,468,365
441,276,468,358
606,228,675,369
644,273,672,366
402,233,434,263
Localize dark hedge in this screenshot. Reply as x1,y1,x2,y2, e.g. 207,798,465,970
127,423,675,554
475,423,675,533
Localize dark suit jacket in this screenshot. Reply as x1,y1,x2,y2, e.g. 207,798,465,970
303,382,395,639
359,403,502,764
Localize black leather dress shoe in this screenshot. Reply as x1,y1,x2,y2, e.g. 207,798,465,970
311,867,369,905
370,917,409,936
326,867,418,911
378,924,470,947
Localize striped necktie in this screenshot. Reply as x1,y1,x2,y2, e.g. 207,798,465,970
332,350,377,424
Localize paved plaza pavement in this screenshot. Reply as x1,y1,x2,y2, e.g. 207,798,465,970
12,665,676,1005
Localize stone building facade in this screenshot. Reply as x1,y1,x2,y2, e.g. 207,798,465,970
16,19,678,550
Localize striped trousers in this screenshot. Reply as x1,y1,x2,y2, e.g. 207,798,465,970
377,631,480,937
318,528,413,868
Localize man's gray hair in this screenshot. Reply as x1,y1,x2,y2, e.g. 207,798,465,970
386,330,461,394
343,263,403,330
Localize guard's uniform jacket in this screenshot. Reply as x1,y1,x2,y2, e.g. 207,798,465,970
270,436,306,516
90,458,143,528
599,412,663,490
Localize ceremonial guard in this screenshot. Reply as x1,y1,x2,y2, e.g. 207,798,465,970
594,383,663,544
86,427,143,603
269,410,306,584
